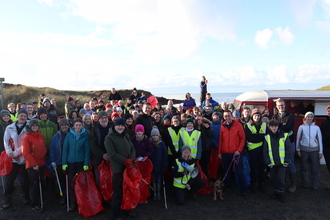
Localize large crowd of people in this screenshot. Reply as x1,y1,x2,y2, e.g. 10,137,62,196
0,82,329,220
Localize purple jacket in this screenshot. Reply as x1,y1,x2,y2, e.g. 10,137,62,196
131,135,154,159
183,98,196,109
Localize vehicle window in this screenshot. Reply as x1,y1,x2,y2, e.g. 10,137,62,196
245,104,265,112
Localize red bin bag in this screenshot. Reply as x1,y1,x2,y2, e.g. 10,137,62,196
134,159,153,204
0,151,13,176
121,166,142,210
98,160,113,201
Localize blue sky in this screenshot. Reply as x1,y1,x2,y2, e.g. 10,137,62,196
0,0,329,95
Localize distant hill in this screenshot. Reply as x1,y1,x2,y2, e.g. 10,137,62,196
317,85,330,90
1,83,183,112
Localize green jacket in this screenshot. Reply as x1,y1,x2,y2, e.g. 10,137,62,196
105,127,135,174
64,102,75,118
39,120,58,149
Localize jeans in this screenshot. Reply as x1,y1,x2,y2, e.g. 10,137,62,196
4,163,29,197
27,166,44,207
300,151,320,188
288,143,296,173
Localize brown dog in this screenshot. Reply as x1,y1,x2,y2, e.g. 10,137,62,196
213,179,224,201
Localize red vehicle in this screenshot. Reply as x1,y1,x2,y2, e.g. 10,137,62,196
234,89,330,132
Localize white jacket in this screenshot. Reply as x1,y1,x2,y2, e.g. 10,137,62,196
296,122,323,153
3,121,29,164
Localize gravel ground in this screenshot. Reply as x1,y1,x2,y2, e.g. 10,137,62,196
1,158,330,220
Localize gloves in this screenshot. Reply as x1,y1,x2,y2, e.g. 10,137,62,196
268,164,273,168
51,162,57,170
83,165,89,171
124,158,133,169
33,165,39,171
62,164,68,171
181,162,189,168
283,163,289,168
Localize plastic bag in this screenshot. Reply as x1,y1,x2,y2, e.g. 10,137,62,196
98,160,113,201
0,151,13,176
235,153,251,188
121,166,142,210
147,95,158,110
208,145,221,179
134,159,153,204
72,171,104,218
196,161,211,194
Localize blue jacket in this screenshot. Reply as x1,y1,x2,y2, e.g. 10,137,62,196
183,98,196,109
49,131,68,165
151,141,168,173
211,121,222,148
62,127,90,166
202,98,219,108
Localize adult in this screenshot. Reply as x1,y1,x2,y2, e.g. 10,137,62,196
200,75,208,106
3,108,30,209
178,118,202,160
218,110,248,198
170,146,205,205
22,119,47,212
108,87,122,102
201,93,219,109
219,102,228,114
49,119,70,205
321,105,330,188
286,101,299,117
167,100,178,115
0,110,13,152
38,107,58,150
7,103,17,122
163,116,182,164
75,100,83,112
296,112,323,189
90,111,112,187
202,105,213,121
43,97,58,124
26,103,36,120
240,107,251,125
135,102,154,137
65,96,75,119
105,118,137,220
183,92,196,110
263,119,291,202
298,101,314,117
62,118,90,211
82,114,93,133
194,116,214,177
124,113,135,138
245,109,267,192
272,98,296,193
129,87,140,103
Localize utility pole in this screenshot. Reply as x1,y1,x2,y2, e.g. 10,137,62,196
0,78,4,110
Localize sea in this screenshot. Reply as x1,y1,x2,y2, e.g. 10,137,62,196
155,92,242,106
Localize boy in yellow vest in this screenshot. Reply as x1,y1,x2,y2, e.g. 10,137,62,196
263,119,291,202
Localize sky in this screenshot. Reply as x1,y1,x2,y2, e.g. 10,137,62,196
0,0,330,95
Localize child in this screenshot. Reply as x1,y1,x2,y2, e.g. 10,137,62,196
150,126,168,200
263,119,291,202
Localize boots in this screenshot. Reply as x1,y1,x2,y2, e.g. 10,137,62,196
69,192,77,211
23,192,31,205
153,183,157,201
156,183,161,201
271,189,279,199
287,173,296,193
278,191,286,202
2,195,12,209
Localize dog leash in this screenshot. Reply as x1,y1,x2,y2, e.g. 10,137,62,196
222,154,240,181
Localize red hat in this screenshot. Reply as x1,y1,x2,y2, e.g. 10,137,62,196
67,96,73,102
251,108,261,116
105,103,112,108
111,112,120,119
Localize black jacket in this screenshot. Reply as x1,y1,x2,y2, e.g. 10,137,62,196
321,116,330,150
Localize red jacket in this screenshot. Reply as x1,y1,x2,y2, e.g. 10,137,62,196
22,132,47,169
218,120,246,154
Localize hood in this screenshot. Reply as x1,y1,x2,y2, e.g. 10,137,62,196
69,127,87,140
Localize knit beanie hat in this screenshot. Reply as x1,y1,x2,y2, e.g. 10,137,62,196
29,119,40,127
212,112,222,118
186,118,194,124
114,118,126,126
84,103,90,108
135,124,145,133
182,145,191,152
98,99,104,103
98,111,108,119
79,109,87,114
124,113,133,120
59,119,70,127
251,108,261,116
150,125,160,136
232,110,240,118
67,96,73,102
43,97,51,105
0,110,10,118
304,111,314,119
111,112,120,119
18,108,28,116
163,115,171,121
37,107,47,119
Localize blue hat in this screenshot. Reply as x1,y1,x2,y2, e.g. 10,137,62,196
18,108,28,116
114,118,126,126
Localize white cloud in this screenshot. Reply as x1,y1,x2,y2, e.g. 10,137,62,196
275,27,294,45
322,0,330,18
266,65,289,85
254,29,273,49
0,31,114,47
38,0,54,5
287,0,318,27
295,64,330,83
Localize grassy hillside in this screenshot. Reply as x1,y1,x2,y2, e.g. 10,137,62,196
317,85,330,90
1,83,182,113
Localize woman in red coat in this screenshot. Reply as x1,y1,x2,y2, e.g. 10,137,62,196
22,119,47,213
